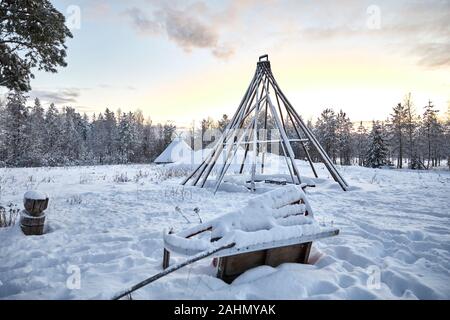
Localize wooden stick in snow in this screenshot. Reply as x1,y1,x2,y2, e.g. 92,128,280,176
111,242,236,300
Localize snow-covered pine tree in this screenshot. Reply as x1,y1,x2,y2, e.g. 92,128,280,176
0,98,6,165
92,113,108,164
43,103,63,166
102,108,118,161
364,121,389,168
59,107,83,164
118,112,135,163
336,110,353,165
163,122,177,146
3,92,30,166
28,98,46,166
201,117,216,149
132,110,145,163
403,93,421,169
355,122,368,166
446,104,450,170
79,113,92,163
389,103,407,168
422,100,442,168
315,109,338,163
0,1,72,92
141,117,157,161
218,114,230,132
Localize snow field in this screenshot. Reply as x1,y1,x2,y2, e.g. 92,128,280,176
0,161,449,299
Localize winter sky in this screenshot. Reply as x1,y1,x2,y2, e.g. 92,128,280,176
19,1,450,126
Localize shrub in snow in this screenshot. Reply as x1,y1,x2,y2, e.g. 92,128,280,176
66,195,82,205
0,203,20,228
79,174,93,184
133,170,150,183
113,173,131,183
155,167,190,182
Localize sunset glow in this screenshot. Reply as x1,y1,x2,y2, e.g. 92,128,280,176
13,0,450,126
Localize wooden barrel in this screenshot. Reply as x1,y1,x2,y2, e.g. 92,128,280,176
20,210,46,236
23,191,49,217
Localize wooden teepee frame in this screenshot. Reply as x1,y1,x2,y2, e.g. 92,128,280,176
182,55,349,193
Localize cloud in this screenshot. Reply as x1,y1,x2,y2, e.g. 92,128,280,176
163,7,218,51
123,0,449,67
98,84,136,91
266,0,450,68
212,45,235,60
414,42,450,68
31,88,81,104
123,3,235,59
123,7,161,35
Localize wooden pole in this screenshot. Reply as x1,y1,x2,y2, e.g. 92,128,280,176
267,74,348,190
181,69,261,186
191,70,262,187
250,82,262,191
213,116,258,194
267,95,302,185
238,80,270,175
271,82,319,178
261,78,269,174
183,56,349,192
198,70,264,188
281,94,319,178
112,243,235,300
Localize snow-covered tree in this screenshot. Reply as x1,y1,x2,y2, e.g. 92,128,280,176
60,107,84,164
43,103,63,165
0,98,7,165
315,109,338,163
201,117,216,148
2,92,30,166
364,121,389,168
421,100,443,168
218,114,230,132
28,98,46,166
354,122,369,166
336,110,353,165
0,1,72,92
445,104,450,170
389,103,407,168
403,93,421,169
118,112,135,163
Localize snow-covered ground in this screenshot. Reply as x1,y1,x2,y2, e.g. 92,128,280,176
0,159,449,300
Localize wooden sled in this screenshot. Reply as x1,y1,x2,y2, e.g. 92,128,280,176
164,228,339,284
163,185,339,283
111,186,339,299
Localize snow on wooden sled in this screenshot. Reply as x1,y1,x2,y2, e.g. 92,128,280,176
163,185,339,283
112,185,339,299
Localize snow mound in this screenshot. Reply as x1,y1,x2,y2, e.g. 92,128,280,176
23,191,48,201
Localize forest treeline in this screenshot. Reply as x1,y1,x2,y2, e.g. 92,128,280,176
0,91,449,169
199,93,450,170
0,92,176,167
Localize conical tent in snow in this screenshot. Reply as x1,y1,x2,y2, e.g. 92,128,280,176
182,55,349,192
154,136,192,164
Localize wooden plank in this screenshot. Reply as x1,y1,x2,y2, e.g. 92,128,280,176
224,139,309,146
265,243,309,266
162,249,170,270
217,242,315,284
215,228,339,258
